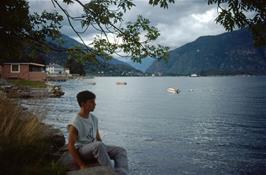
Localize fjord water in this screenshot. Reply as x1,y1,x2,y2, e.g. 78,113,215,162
21,76,266,175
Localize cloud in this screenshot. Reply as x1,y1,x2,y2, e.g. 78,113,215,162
154,8,225,49
191,9,217,23
28,0,226,50
122,1,226,49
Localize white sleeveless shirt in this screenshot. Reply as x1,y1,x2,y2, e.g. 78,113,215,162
68,113,98,147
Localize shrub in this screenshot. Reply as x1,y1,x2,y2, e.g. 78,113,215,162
8,79,47,88
0,92,66,175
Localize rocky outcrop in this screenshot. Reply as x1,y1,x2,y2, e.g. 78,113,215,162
41,124,66,156
67,166,116,175
0,79,64,98
1,85,48,98
58,151,116,175
58,151,80,171
0,79,9,86
58,151,99,170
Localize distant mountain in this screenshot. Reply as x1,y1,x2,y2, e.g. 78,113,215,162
46,34,83,49
43,34,143,76
146,29,266,75
118,57,155,72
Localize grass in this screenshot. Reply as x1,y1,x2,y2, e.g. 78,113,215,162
8,79,47,88
0,92,66,175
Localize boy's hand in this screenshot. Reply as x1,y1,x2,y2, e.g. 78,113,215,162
80,164,89,169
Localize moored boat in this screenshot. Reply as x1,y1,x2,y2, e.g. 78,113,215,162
167,87,180,94
190,74,198,77
116,81,127,85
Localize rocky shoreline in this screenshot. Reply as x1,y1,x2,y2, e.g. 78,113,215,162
0,79,64,98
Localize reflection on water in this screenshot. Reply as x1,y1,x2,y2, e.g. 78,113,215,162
21,76,266,175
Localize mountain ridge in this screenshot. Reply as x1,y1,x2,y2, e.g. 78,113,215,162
44,34,143,75
146,29,266,75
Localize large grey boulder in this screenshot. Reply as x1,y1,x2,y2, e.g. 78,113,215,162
58,151,101,170
59,151,117,175
66,166,117,175
58,151,80,171
0,79,9,86
42,125,66,154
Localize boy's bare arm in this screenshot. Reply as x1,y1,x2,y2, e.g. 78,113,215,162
67,125,87,169
96,129,102,141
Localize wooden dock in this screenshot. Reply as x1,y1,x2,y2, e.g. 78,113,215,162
46,75,69,82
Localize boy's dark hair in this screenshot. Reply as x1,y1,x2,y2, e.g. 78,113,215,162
76,90,96,107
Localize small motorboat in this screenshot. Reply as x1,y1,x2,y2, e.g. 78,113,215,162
116,81,127,85
167,87,180,94
88,81,96,85
190,74,198,77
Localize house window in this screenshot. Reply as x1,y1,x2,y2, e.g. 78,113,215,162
29,65,44,72
11,64,20,73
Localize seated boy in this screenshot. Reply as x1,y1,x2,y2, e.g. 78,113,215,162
67,90,128,175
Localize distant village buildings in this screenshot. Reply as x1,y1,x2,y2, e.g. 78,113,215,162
0,62,71,82
46,63,69,75
45,63,71,81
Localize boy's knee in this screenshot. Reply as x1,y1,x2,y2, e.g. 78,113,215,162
119,147,127,156
94,141,105,149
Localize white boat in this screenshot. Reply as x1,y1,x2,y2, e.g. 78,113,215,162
190,74,198,77
167,87,180,94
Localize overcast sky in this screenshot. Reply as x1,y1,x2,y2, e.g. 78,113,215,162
28,0,226,51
